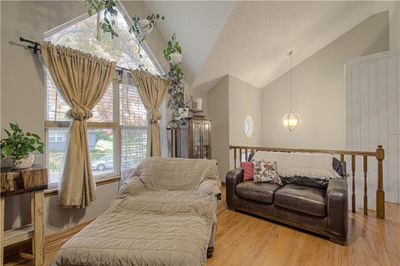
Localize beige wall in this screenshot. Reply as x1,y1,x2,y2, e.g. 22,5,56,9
261,11,389,149
207,75,262,181
389,1,400,54
228,76,262,170
207,76,229,181
229,76,262,146
373,1,400,54
1,0,167,233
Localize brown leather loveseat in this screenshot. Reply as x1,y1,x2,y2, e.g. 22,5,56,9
226,159,348,245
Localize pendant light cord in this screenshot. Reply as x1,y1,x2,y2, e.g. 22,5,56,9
289,50,293,112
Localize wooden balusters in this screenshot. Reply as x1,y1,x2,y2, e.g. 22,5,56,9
340,154,344,162
363,156,368,215
352,155,356,213
245,148,248,162
239,148,242,162
376,145,385,219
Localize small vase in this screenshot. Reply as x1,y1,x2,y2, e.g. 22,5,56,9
138,19,153,36
14,154,35,169
170,52,183,65
179,107,190,118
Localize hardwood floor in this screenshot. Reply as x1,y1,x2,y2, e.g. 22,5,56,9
5,186,400,266
208,203,400,266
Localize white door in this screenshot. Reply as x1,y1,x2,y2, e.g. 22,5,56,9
345,52,399,209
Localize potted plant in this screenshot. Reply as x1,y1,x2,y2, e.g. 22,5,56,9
164,33,183,66
0,123,45,169
131,13,165,43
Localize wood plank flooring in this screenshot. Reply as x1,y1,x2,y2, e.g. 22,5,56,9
5,186,400,266
208,203,400,266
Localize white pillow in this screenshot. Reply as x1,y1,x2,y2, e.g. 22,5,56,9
252,151,340,180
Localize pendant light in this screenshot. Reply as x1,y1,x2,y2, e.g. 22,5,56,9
283,51,300,131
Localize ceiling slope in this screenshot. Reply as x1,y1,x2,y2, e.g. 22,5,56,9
144,1,382,91
193,1,378,91
143,1,235,85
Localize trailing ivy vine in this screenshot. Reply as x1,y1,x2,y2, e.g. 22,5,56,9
164,34,185,122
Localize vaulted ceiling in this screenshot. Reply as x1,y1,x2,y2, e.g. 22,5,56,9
144,1,382,91
143,1,235,85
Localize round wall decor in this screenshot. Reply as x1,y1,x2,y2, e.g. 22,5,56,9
244,115,254,138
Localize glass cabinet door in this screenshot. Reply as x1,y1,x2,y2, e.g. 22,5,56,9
192,122,202,159
202,122,211,159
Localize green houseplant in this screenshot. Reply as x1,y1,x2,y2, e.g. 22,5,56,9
164,33,185,123
0,123,45,169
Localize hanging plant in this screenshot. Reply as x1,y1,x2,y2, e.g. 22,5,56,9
130,13,165,62
164,33,185,123
84,0,119,40
130,13,165,44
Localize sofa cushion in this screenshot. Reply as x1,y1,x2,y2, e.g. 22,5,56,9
253,160,282,185
240,162,254,181
281,176,329,189
236,181,280,203
274,184,327,217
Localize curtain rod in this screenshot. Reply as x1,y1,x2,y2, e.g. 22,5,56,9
19,37,131,74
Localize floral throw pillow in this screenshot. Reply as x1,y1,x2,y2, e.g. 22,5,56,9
253,160,282,185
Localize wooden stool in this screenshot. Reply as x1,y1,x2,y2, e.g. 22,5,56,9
1,165,48,266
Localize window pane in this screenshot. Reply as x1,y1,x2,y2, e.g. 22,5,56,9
48,128,68,184
120,83,147,127
47,128,114,184
45,7,159,74
89,83,114,122
89,128,115,178
121,128,147,171
46,73,114,123
46,74,70,121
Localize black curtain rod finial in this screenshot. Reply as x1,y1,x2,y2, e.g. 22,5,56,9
20,36,41,54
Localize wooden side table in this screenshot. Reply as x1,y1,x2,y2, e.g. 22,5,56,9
0,165,48,266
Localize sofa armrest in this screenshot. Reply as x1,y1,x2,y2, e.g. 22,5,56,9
327,178,348,240
226,168,244,186
197,179,222,199
118,176,146,196
226,168,244,206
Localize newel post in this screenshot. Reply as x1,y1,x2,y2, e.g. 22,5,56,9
376,145,385,219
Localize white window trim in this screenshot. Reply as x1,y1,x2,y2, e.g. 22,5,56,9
43,3,165,187
45,78,121,185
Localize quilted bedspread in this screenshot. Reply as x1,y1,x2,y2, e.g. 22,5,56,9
50,158,221,266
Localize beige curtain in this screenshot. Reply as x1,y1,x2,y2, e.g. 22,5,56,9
131,70,171,157
41,42,116,208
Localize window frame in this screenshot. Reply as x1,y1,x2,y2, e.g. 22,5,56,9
43,4,165,188
45,78,121,186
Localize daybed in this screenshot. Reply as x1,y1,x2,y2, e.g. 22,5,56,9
227,151,348,244
51,157,221,266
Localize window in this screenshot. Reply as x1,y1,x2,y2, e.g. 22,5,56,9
45,5,161,185
48,131,65,142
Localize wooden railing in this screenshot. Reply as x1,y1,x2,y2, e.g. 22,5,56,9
229,145,385,219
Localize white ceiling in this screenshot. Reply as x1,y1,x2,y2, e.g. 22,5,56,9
144,1,380,91
143,1,235,85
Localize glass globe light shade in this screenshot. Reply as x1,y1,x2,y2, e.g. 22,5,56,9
283,111,300,131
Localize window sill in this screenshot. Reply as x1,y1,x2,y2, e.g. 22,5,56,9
44,175,121,197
